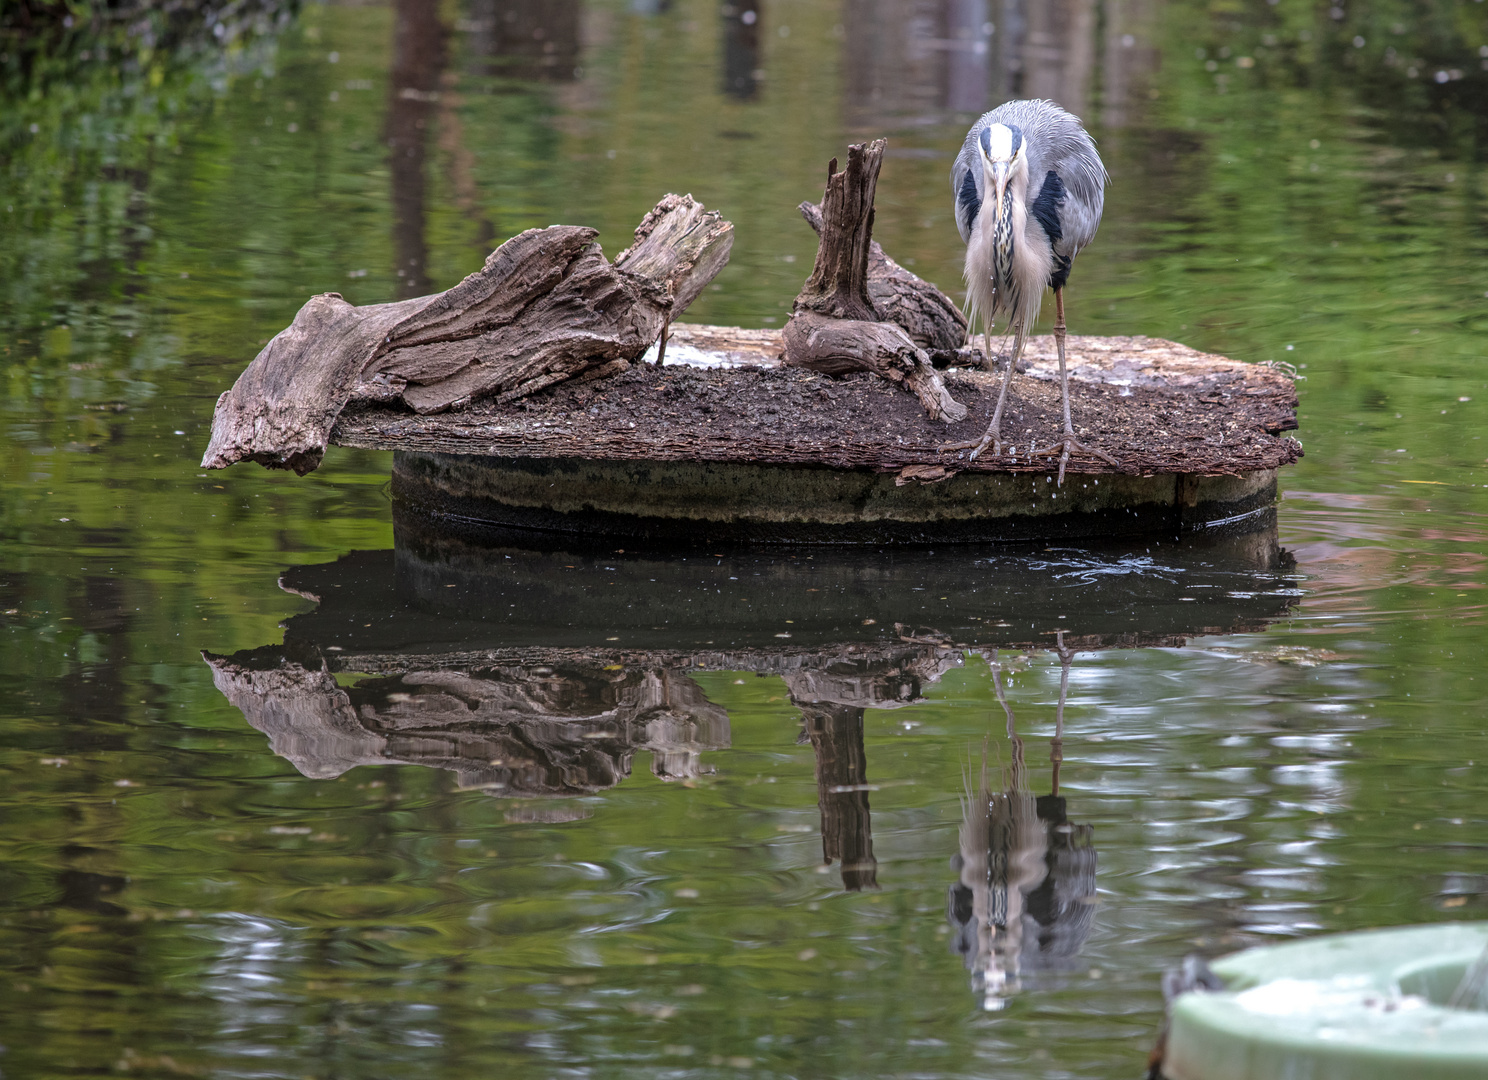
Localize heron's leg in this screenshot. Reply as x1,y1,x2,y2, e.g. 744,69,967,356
1051,632,1071,797
1030,288,1119,483
980,320,1025,458
940,320,1025,458
1055,290,1072,441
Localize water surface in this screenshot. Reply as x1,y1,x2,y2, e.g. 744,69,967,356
2,1,1487,1077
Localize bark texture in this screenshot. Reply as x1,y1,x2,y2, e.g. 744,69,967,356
784,141,967,424
202,193,733,474
794,143,883,323
798,200,967,354
784,312,968,423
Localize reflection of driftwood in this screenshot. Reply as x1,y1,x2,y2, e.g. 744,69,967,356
782,649,962,710
204,649,729,795
202,194,733,474
783,141,967,424
801,703,877,892
204,650,384,779
782,646,965,891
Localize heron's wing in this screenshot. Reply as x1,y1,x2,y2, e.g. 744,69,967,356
1049,176,1103,259
950,144,982,244
1029,168,1104,260
1008,99,1107,258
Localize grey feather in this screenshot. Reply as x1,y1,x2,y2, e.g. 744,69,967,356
950,98,1106,265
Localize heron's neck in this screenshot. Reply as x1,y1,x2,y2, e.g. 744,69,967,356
974,158,1046,330
982,161,1030,236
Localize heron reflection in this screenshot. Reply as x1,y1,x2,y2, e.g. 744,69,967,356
948,640,1096,1010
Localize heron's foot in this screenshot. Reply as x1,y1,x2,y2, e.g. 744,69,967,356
1028,433,1119,484
940,431,1005,460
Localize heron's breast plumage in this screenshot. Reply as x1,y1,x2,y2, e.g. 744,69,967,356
991,191,1015,289
963,168,1051,335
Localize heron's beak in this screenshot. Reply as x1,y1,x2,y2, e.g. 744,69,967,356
989,160,1010,222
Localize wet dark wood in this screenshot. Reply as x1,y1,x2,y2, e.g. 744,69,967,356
330,329,1301,477
783,140,967,424
201,194,733,475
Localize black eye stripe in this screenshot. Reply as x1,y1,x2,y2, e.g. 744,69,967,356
979,126,991,155
1009,126,1023,156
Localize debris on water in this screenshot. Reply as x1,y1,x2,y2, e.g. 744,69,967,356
1205,645,1345,666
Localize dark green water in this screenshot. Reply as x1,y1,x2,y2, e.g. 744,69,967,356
3,1,1487,1077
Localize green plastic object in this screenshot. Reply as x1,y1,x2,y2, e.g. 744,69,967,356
1165,923,1488,1080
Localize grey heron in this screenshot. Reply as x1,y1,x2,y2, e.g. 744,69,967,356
946,99,1117,483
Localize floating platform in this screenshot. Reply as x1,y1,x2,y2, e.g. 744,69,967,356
330,326,1302,545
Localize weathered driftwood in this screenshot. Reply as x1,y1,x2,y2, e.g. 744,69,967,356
798,200,967,356
783,140,967,424
202,193,733,474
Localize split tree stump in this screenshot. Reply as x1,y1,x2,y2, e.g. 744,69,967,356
797,200,967,357
202,193,733,475
783,140,967,424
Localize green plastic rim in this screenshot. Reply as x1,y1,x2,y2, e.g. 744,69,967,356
1165,923,1488,1080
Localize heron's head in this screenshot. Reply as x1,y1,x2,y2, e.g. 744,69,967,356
978,123,1026,219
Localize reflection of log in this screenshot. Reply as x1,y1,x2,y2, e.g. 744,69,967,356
205,648,385,780
800,702,878,892
783,141,967,424
386,0,445,299
203,649,730,795
779,647,961,892
467,0,580,81
722,1,761,98
799,200,967,356
782,649,962,710
201,194,733,475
